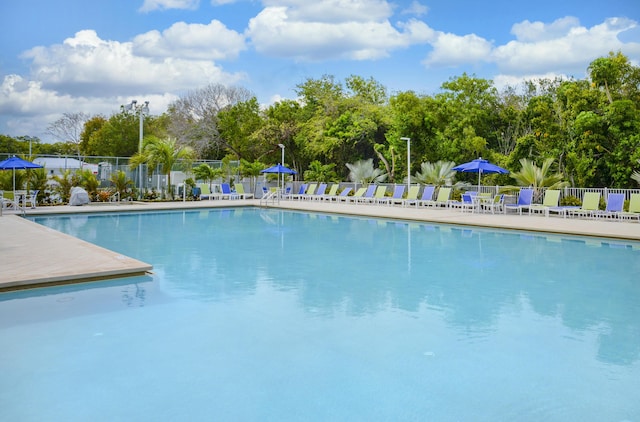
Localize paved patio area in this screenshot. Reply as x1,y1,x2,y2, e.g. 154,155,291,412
2,198,639,291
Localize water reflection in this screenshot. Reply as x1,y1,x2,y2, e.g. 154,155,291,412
30,209,640,366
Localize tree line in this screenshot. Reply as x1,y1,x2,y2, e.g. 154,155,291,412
3,51,640,189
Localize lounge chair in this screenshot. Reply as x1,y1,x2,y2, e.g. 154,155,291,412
481,194,505,214
618,193,640,222
528,190,561,217
319,184,339,201
421,187,452,208
407,185,435,208
449,193,475,213
199,183,219,200
310,183,327,201
332,187,353,202
350,185,376,204
364,186,387,204
378,185,405,206
344,187,368,203
400,185,420,207
594,193,624,220
234,183,253,199
564,192,601,219
289,184,307,200
504,188,534,214
300,183,318,200
220,183,237,199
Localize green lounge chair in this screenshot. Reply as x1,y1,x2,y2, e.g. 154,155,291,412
619,193,640,222
320,184,339,201
563,192,601,218
400,185,421,207
344,187,368,203
234,183,253,199
421,187,451,208
529,190,560,217
364,185,388,204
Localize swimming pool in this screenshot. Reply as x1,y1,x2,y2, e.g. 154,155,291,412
2,208,640,421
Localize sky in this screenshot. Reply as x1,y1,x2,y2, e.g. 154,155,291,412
0,0,639,143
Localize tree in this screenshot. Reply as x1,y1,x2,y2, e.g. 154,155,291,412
304,160,338,182
110,170,134,201
413,161,457,186
167,83,254,158
346,158,387,184
47,112,89,158
193,163,223,192
509,158,569,199
216,97,264,160
131,137,195,199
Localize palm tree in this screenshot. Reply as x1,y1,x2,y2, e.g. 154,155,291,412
131,137,195,199
110,170,133,200
509,158,569,201
193,163,223,192
510,158,568,189
414,161,457,186
346,158,387,184
239,159,266,193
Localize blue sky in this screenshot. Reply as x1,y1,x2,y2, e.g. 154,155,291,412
0,0,638,143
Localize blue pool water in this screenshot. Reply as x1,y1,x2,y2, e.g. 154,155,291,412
2,208,640,421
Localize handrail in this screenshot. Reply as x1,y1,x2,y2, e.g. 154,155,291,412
260,189,279,205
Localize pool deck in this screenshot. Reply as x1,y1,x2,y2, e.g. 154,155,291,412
1,198,639,291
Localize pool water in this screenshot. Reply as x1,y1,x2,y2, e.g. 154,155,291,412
2,208,640,421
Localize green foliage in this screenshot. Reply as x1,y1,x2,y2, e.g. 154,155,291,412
304,160,338,182
510,158,569,191
346,158,387,184
77,168,99,199
414,161,457,186
52,170,79,203
133,137,195,198
110,170,134,200
6,52,640,190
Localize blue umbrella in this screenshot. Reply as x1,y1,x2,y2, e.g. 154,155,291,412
0,155,43,194
453,157,508,189
260,164,297,175
261,164,296,194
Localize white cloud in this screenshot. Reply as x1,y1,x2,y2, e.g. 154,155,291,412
401,1,428,17
261,0,393,23
423,32,493,67
133,20,246,60
20,30,244,97
247,4,432,61
3,29,246,141
492,17,640,75
511,16,580,42
139,0,200,12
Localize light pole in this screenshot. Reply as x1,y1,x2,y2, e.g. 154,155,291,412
124,100,149,198
401,137,411,192
278,143,285,194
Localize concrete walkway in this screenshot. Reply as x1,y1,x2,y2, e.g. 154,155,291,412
1,199,639,291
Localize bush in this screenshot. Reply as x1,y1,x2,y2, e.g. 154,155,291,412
560,195,581,206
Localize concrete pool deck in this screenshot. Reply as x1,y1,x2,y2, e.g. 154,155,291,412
1,198,639,291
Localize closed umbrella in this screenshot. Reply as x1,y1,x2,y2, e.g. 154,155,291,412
452,157,508,190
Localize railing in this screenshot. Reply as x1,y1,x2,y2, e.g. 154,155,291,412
260,189,279,206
